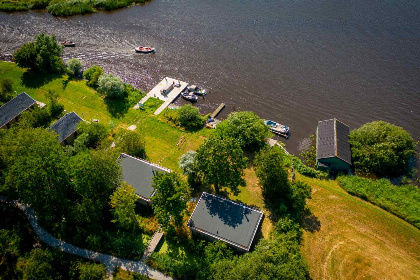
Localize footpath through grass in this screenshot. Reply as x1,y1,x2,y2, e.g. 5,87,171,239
299,174,420,280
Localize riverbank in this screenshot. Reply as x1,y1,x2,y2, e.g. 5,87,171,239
0,0,149,16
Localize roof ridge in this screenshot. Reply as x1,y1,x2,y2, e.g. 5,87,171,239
119,153,172,173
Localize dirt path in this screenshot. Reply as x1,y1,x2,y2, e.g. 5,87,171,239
0,197,172,280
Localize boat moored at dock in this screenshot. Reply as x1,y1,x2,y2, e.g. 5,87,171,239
181,91,198,102
187,85,206,96
264,120,290,138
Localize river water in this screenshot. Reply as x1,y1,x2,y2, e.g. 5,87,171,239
1,0,419,155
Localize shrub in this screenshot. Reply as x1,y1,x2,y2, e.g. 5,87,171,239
66,58,82,76
337,175,420,229
47,0,96,16
349,121,416,177
83,65,104,88
292,156,328,179
114,128,146,158
178,105,205,129
0,78,14,103
77,121,108,148
97,73,126,99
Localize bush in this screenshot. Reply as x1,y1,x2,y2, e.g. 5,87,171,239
349,121,416,177
45,90,64,119
76,263,106,280
83,65,104,88
97,73,126,99
77,121,108,149
292,156,328,179
215,111,270,151
66,58,82,76
0,78,14,103
160,108,180,126
47,0,96,16
337,175,420,229
114,128,146,158
178,105,205,129
31,0,50,9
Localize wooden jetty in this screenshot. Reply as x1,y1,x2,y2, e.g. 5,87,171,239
211,103,225,119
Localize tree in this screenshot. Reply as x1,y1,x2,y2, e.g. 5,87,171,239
68,150,121,231
110,182,138,230
77,121,109,149
151,172,188,234
83,65,104,88
215,111,270,151
0,78,13,103
179,151,198,187
66,58,82,76
178,104,205,129
98,73,126,99
115,128,146,158
17,249,57,280
76,263,106,280
3,128,70,223
254,145,289,199
349,121,416,176
45,90,64,119
13,33,65,73
195,136,247,194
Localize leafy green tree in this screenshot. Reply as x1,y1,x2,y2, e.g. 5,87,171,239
98,73,126,99
215,111,270,151
76,263,106,280
0,78,13,102
12,42,37,70
115,128,146,158
151,172,188,234
66,58,82,76
13,33,65,73
349,121,416,176
179,151,197,187
45,90,64,119
110,182,139,230
83,65,104,88
68,150,121,231
287,181,312,220
195,136,247,194
254,145,289,199
17,249,58,280
77,121,109,149
3,128,69,223
178,104,205,129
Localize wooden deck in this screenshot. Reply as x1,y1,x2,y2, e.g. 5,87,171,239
210,103,225,118
134,77,188,115
141,229,164,262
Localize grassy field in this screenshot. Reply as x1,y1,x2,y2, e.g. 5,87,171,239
298,174,420,280
0,61,209,172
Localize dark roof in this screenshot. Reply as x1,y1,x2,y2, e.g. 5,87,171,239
0,92,36,128
187,192,263,251
50,112,83,143
118,153,170,201
316,118,351,165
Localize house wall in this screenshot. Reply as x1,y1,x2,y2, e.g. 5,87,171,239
317,157,350,172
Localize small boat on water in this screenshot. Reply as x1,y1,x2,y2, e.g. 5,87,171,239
135,46,156,53
187,85,206,96
181,91,198,102
60,41,75,47
264,120,290,138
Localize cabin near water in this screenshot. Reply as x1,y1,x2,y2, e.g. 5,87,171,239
118,153,170,205
187,192,263,252
49,112,83,145
0,92,36,129
316,118,352,173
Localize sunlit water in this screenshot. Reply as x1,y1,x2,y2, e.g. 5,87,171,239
1,0,419,155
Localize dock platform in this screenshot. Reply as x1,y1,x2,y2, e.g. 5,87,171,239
210,103,225,119
134,77,188,115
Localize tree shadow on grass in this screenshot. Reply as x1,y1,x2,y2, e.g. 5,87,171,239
21,70,62,88
301,208,321,232
104,97,130,118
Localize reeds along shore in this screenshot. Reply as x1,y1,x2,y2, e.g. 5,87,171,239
0,0,148,16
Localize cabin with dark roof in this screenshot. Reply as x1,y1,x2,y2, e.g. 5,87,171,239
187,192,263,252
49,112,83,145
118,153,170,205
0,92,36,129
316,118,352,172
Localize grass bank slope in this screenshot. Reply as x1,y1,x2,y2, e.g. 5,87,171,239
299,174,420,280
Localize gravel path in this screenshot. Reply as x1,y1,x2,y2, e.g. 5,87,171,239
0,197,173,280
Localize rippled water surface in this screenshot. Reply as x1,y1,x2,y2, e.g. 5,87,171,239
1,0,420,154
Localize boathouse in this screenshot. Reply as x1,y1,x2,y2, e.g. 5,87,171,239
50,112,83,145
316,118,351,172
0,92,36,129
187,192,263,252
118,153,170,205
